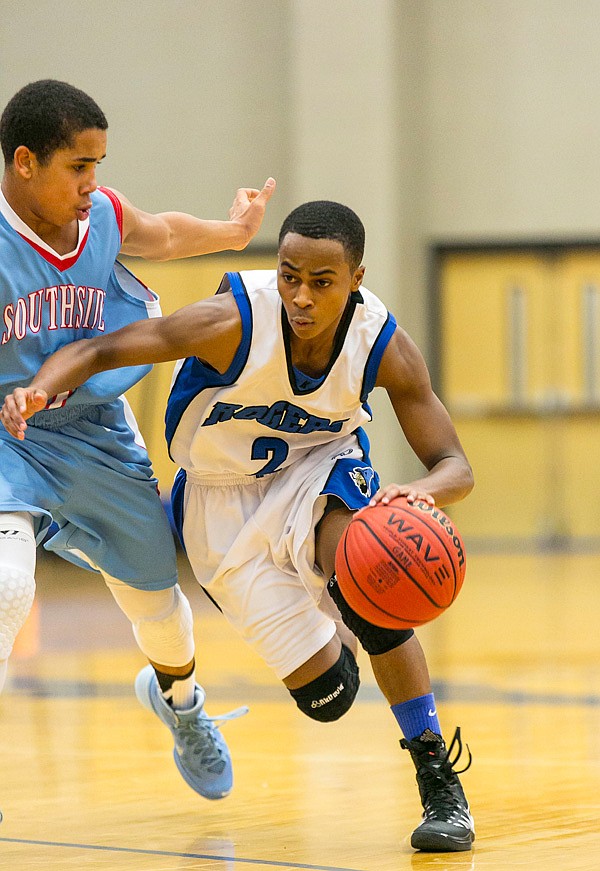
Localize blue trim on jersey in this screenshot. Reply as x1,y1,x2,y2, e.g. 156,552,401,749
292,366,326,391
361,400,373,421
360,312,397,402
354,425,372,458
165,272,253,454
171,467,187,550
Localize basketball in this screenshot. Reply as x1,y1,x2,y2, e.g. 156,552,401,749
334,498,466,629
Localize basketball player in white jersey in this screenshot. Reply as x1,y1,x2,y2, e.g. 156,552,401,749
0,79,275,816
3,201,475,853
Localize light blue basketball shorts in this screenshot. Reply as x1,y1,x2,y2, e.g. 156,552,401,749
0,400,178,590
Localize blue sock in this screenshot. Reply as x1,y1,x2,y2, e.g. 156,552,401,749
391,693,441,740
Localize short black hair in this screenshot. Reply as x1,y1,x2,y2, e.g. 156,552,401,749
1,79,108,166
279,200,365,270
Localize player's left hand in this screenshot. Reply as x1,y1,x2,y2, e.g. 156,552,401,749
228,177,276,246
0,387,48,439
369,483,436,507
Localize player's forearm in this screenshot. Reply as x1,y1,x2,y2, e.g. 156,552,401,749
159,214,253,258
122,213,255,261
119,178,274,261
30,316,185,396
30,338,113,396
410,456,474,507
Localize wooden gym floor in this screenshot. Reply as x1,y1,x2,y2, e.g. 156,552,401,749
1,548,600,870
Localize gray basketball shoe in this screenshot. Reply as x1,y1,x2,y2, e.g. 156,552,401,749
135,664,247,800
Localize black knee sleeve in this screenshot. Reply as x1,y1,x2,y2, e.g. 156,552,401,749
289,644,360,722
328,575,414,655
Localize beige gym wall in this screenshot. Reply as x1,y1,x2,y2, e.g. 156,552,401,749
3,1,600,538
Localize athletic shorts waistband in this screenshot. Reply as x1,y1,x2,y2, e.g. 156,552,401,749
27,402,110,430
186,469,282,487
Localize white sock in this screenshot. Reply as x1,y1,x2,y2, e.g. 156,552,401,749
168,670,196,710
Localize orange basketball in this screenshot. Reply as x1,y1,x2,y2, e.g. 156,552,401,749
334,498,466,629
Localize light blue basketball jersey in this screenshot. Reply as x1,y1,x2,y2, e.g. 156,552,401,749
0,186,157,409
0,187,177,588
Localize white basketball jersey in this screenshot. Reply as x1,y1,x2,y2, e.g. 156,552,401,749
166,270,397,480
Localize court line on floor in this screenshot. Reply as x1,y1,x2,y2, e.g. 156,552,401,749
0,837,366,871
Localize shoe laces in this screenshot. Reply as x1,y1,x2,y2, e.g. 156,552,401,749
406,726,472,820
442,726,472,776
176,705,248,769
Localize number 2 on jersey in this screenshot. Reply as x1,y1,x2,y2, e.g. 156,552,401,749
251,437,289,478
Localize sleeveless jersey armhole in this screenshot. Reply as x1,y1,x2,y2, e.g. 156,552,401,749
360,312,397,402
98,187,123,241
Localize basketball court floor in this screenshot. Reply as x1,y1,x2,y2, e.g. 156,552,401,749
1,548,599,870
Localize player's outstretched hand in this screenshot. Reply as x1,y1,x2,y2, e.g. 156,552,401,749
1,387,48,439
228,177,276,247
369,483,436,507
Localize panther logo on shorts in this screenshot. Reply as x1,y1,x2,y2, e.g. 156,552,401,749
349,466,376,497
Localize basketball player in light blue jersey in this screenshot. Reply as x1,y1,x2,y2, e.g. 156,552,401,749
0,79,275,817
3,201,475,853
